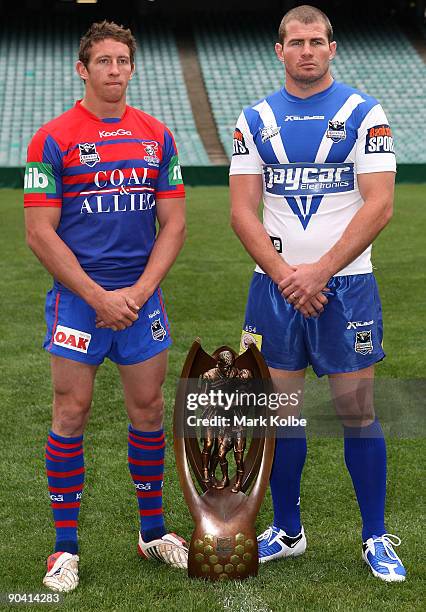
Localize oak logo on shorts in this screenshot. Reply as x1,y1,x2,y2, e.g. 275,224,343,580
79,143,101,167
365,124,394,154
354,330,373,355
53,325,92,353
24,162,56,193
233,128,249,155
151,319,166,342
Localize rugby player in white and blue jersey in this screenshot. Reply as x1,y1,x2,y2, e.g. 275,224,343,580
230,5,406,582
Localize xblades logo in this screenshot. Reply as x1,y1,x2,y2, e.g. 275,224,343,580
347,320,373,330
284,115,324,122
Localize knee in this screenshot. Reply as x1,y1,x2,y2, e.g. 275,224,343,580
129,393,164,430
334,393,375,427
52,391,91,436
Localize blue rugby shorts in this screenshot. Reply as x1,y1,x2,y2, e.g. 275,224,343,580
240,272,385,376
43,286,171,365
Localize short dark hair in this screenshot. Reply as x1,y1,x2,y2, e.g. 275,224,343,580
278,5,333,44
79,20,136,67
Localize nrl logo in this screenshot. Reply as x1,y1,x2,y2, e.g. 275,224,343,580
326,120,346,143
78,143,101,167
260,125,281,143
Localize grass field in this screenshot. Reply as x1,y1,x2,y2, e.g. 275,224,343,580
0,185,425,611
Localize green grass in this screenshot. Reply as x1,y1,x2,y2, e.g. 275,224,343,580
0,185,425,611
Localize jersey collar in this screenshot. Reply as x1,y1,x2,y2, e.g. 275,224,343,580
75,100,129,123
281,80,337,104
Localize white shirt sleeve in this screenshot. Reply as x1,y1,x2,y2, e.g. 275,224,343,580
355,104,396,174
229,111,263,175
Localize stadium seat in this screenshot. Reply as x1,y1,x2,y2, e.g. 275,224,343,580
0,16,209,167
194,15,426,163
0,16,424,167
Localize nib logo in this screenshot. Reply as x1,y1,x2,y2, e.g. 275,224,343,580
24,162,56,193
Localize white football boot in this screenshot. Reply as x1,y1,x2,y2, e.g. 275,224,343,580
138,532,188,569
43,551,79,592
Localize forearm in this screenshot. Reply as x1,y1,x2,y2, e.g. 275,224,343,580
231,210,292,284
132,218,186,303
27,228,104,306
319,198,393,277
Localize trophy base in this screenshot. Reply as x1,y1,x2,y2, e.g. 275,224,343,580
188,488,258,580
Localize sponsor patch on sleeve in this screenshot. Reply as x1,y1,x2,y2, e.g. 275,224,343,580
233,128,249,155
168,155,183,185
24,162,56,193
364,124,395,154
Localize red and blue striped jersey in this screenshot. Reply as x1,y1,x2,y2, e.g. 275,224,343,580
24,101,185,289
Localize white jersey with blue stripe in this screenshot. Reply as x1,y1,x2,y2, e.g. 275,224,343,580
229,81,396,276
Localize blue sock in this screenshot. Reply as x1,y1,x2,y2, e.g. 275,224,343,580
344,419,387,541
45,431,84,555
269,425,307,536
128,425,166,542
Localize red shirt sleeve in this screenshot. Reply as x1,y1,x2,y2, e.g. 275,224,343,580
156,127,185,199
24,129,63,208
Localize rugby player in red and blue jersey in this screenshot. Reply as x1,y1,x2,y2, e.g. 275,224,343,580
24,21,188,592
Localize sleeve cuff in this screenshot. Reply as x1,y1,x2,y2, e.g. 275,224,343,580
356,166,396,175
24,200,62,208
229,168,263,176
156,191,186,199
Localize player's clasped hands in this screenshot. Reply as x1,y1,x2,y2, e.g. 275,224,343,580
279,262,331,318
95,289,140,331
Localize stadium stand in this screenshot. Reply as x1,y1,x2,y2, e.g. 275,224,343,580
0,15,424,168
194,15,426,163
0,18,209,167
130,21,209,165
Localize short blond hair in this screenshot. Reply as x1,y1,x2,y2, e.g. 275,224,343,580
278,5,333,44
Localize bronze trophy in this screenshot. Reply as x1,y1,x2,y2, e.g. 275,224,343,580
173,339,275,580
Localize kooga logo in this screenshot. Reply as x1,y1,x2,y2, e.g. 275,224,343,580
99,128,132,138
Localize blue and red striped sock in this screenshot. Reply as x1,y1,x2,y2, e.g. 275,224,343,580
45,431,85,555
128,425,166,542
